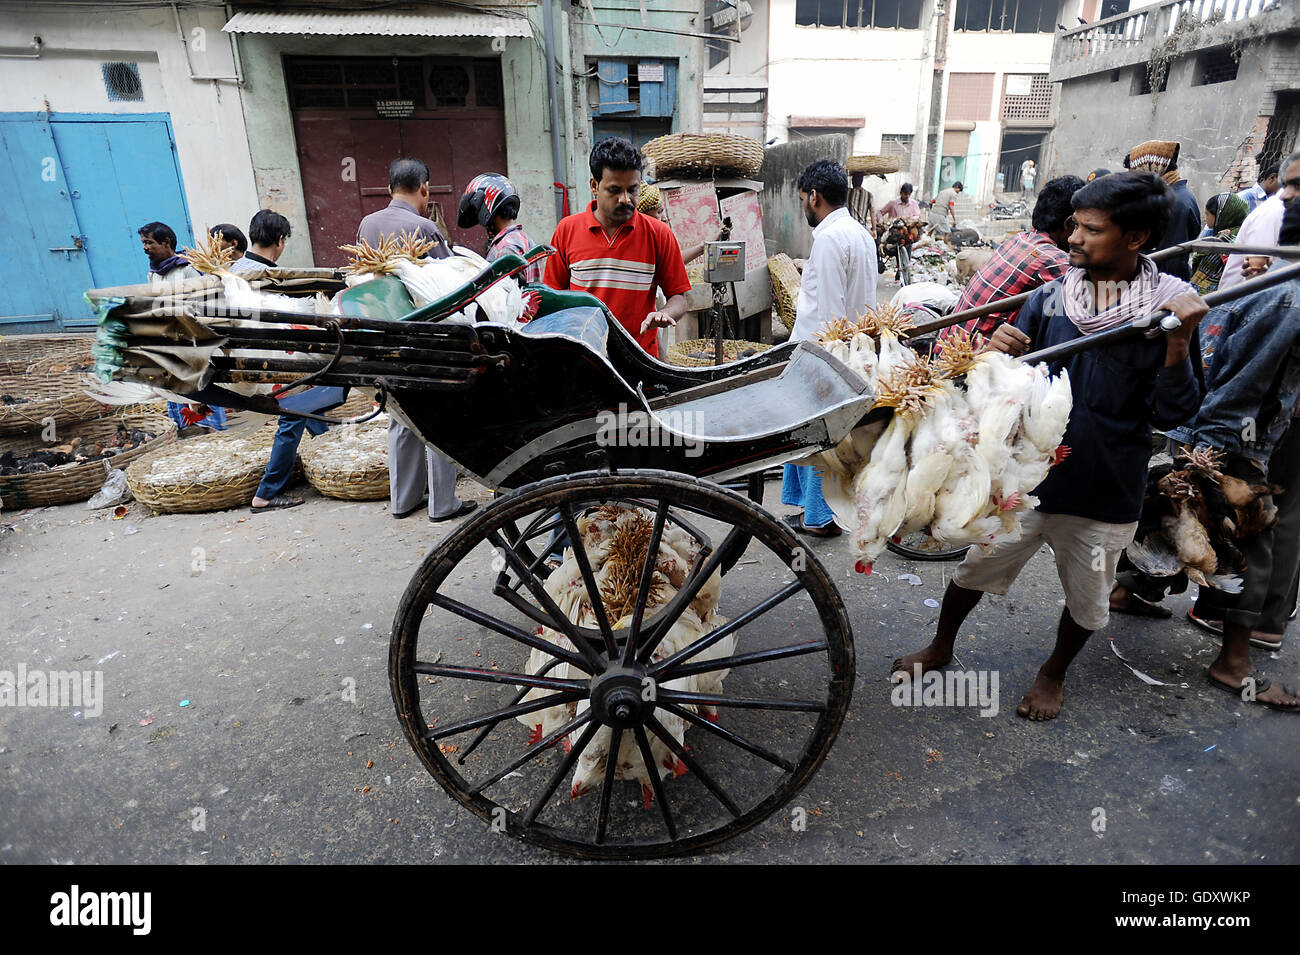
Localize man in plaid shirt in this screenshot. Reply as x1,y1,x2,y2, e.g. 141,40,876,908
942,175,1084,345
487,224,544,284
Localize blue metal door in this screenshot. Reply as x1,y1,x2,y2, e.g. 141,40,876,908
0,115,96,334
53,117,193,315
0,113,191,333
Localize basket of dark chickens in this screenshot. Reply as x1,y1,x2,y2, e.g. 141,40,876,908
1123,446,1277,593
0,412,176,508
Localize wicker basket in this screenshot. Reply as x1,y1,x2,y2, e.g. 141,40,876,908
334,388,380,420
666,339,773,367
298,420,389,501
0,371,112,436
642,133,765,179
0,413,176,509
0,334,96,377
846,154,902,176
767,254,801,331
126,425,280,514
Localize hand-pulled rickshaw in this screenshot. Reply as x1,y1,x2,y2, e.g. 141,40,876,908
86,241,1300,858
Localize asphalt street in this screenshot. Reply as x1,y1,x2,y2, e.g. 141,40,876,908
2,468,1297,865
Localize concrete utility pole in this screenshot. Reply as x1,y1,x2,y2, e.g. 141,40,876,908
921,0,950,197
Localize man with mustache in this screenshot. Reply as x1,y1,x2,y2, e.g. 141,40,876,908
544,138,692,357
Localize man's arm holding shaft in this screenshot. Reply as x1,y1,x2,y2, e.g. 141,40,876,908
1149,291,1206,429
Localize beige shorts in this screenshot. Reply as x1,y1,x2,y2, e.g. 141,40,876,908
952,510,1138,631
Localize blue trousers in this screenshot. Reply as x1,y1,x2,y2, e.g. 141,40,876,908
256,387,346,501
781,463,835,529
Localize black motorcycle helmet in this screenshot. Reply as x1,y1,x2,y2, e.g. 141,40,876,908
457,173,521,230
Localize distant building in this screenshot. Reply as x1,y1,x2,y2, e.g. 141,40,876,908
705,0,1085,210
1046,0,1300,201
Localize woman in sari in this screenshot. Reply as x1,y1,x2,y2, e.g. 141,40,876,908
1189,192,1248,294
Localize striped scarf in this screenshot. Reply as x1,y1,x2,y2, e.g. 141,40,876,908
1060,255,1193,335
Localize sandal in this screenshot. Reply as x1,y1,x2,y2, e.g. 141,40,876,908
1186,608,1224,635
1206,671,1300,712
782,515,842,538
250,496,304,512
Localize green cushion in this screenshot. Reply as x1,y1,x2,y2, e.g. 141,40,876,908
335,276,416,321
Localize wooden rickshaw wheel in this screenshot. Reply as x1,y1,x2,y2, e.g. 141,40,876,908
388,470,853,859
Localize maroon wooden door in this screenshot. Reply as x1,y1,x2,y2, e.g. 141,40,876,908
287,56,507,267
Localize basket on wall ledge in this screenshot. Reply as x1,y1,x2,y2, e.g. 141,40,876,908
846,155,902,176
642,133,766,180
666,339,773,367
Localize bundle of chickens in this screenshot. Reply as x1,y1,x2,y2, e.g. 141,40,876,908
0,425,156,475
514,505,733,810
1123,447,1278,593
86,231,532,413
802,305,1073,574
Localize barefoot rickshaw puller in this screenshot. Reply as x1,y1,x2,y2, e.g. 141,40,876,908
893,171,1209,721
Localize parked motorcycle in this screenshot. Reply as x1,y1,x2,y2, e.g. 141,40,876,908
989,198,1029,219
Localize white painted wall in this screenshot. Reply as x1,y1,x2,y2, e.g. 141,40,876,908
0,4,257,258
765,0,931,151
755,0,1082,203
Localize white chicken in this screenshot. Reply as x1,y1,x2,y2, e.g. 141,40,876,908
849,364,938,572
392,253,525,326
512,505,735,809
808,420,887,530
899,379,963,534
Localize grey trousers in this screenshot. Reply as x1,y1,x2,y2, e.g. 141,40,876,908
388,418,462,518
1259,421,1300,634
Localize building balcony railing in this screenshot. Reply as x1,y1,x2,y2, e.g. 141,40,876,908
1049,0,1298,82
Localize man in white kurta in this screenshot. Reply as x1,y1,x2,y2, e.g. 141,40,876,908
1218,190,1286,290
784,159,878,535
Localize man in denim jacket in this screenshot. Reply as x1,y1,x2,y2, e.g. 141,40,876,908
1179,166,1300,710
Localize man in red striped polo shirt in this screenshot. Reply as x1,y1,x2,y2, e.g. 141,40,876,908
544,138,692,357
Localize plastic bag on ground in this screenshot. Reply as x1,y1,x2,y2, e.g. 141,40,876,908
87,468,131,509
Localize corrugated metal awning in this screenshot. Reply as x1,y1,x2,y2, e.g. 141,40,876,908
222,10,531,38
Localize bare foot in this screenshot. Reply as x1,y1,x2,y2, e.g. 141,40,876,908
891,643,952,676
1016,669,1065,720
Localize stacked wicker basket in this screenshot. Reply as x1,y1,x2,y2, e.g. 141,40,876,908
767,254,801,332
0,334,176,509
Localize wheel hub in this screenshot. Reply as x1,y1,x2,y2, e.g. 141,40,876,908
589,666,654,729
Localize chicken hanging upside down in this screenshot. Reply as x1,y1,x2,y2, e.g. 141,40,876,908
514,505,735,809
799,312,1074,574
1124,446,1278,592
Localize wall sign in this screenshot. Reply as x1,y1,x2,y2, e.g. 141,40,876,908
376,99,415,118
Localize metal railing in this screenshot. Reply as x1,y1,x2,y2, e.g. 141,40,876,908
1055,0,1280,65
